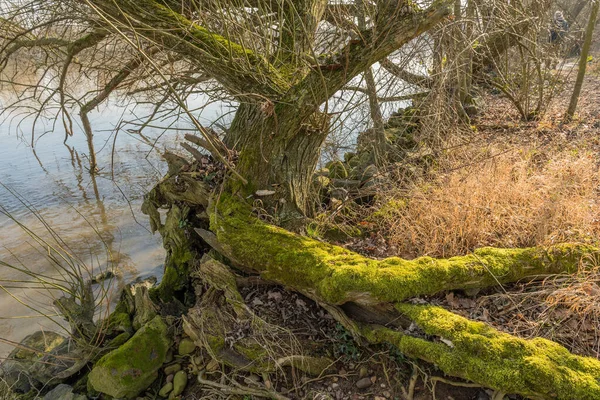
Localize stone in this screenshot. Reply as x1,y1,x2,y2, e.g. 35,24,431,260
358,367,369,379
327,161,348,179
355,377,373,389
91,270,115,285
178,338,196,356
164,364,181,375
244,374,261,386
205,359,219,372
0,331,70,393
43,384,87,400
170,370,187,397
88,316,171,399
158,382,173,398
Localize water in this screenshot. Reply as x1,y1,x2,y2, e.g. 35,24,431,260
0,95,222,357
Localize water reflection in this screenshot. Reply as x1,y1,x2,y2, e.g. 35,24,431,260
0,100,185,357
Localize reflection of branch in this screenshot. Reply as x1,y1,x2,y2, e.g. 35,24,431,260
79,50,148,172
58,30,109,139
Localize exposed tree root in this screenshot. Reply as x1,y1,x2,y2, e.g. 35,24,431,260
209,192,597,305
144,168,600,399
183,256,334,376
361,305,600,399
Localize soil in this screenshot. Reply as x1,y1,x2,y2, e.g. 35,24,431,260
172,284,524,400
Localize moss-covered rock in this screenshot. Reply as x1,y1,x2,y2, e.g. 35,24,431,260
178,338,196,355
0,331,67,393
170,370,187,398
327,161,348,179
87,316,171,399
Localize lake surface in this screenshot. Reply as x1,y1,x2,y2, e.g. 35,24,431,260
0,95,225,357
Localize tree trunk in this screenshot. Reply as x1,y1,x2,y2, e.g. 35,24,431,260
224,103,329,217
565,0,600,121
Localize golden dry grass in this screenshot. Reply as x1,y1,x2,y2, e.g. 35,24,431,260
373,141,600,259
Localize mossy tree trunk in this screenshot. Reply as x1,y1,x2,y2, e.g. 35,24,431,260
223,103,329,217
144,173,600,399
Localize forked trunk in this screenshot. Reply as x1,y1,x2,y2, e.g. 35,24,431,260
224,102,329,217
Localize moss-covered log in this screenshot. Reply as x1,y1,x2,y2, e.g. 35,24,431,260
209,193,597,305
362,304,600,400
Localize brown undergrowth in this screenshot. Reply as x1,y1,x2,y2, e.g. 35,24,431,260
336,68,600,364
374,141,600,259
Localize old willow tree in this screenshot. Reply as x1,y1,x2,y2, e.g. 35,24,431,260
2,0,600,399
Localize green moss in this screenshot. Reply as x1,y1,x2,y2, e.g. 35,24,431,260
88,316,171,399
327,160,348,179
364,304,600,399
210,194,597,305
232,342,271,371
106,310,133,334
370,199,408,220
142,0,290,95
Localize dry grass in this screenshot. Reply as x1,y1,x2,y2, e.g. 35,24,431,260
472,253,600,358
373,140,600,259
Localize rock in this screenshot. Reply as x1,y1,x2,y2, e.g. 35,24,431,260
327,161,348,179
170,370,187,398
178,338,196,356
205,359,219,372
43,384,86,400
165,350,174,364
344,152,357,163
91,270,115,285
158,382,173,398
0,331,73,393
164,364,181,375
88,316,171,399
192,355,203,365
133,286,158,331
166,374,174,383
315,168,330,177
329,187,348,201
244,374,261,386
355,377,373,389
358,366,369,379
